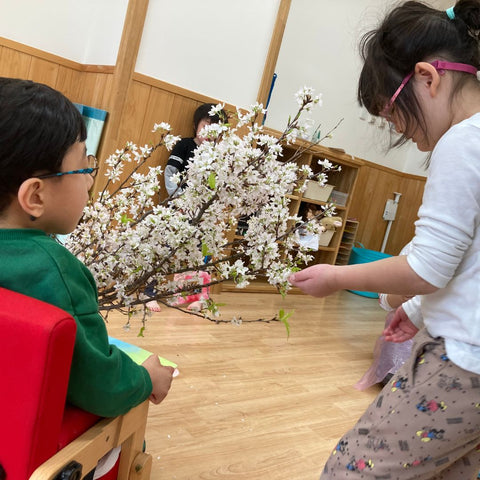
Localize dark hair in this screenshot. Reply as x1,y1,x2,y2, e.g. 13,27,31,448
193,103,227,136
358,0,480,147
0,78,87,213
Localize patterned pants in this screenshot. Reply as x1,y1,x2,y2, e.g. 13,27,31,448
320,328,480,479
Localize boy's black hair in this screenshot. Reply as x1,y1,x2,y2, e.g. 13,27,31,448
357,0,480,147
193,102,226,136
0,77,87,213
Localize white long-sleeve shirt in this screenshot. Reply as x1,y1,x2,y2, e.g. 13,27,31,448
405,113,480,374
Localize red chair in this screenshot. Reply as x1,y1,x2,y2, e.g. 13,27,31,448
0,287,152,480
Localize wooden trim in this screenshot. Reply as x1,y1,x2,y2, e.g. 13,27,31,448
256,0,292,106
0,36,82,70
81,64,115,74
132,72,236,110
358,156,427,181
0,36,114,74
263,126,365,168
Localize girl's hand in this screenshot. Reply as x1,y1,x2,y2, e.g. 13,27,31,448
383,306,419,343
289,264,337,297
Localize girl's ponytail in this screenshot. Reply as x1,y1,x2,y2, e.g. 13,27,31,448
451,1,480,42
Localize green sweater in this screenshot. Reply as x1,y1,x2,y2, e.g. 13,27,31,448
0,229,152,417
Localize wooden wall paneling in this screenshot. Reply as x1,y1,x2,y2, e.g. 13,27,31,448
348,166,377,248
141,86,176,143
0,45,32,78
384,175,425,254
80,72,113,111
138,86,177,197
55,66,86,103
348,163,425,256
27,57,59,87
115,80,152,148
92,80,152,193
348,166,400,253
167,95,202,138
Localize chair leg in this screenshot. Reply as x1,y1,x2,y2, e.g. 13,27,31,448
128,453,152,480
115,401,150,480
29,401,151,480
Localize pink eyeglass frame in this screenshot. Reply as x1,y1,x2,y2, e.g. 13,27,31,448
381,60,478,117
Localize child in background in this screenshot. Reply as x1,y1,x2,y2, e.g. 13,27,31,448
355,242,416,390
0,78,174,417
290,1,480,478
146,102,226,312
164,102,226,197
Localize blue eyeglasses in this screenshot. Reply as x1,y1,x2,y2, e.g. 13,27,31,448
34,155,98,179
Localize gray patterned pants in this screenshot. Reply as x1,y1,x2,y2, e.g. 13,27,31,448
320,328,480,479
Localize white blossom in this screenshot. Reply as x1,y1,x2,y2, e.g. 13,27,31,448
152,122,171,133
65,87,339,323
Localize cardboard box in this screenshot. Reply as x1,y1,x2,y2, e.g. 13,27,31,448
303,182,334,202
318,229,335,246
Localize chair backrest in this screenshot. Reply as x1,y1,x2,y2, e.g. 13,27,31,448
0,287,77,480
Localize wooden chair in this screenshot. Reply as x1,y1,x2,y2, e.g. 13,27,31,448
0,287,152,480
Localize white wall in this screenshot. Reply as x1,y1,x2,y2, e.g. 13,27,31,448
0,0,128,65
136,0,280,109
264,0,449,176
0,0,451,175
0,0,279,109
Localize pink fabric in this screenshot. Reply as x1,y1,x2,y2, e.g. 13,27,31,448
169,271,210,306
355,310,413,390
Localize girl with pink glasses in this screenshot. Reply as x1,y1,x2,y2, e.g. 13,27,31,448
290,1,480,478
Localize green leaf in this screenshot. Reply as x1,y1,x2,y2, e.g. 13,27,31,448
120,213,133,224
202,243,211,257
278,308,293,339
137,326,145,337
208,172,216,189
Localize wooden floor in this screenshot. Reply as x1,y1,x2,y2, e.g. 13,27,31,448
106,290,386,480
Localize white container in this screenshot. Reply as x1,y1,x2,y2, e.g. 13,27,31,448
330,190,348,206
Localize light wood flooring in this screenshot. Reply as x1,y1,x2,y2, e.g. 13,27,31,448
106,290,386,480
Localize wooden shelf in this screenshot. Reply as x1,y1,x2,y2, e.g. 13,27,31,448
219,135,360,293
300,197,347,211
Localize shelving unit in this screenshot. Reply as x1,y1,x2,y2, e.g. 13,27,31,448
335,219,359,266
220,133,362,293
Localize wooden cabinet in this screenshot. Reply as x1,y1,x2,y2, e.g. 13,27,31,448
282,141,361,266
221,135,362,293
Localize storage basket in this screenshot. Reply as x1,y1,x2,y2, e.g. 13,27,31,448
318,229,335,247
303,182,334,202
347,243,392,298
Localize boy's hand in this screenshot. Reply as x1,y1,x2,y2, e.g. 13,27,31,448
142,354,174,405
383,306,419,343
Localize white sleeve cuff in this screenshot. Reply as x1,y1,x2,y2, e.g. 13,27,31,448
402,296,424,329
378,293,394,312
